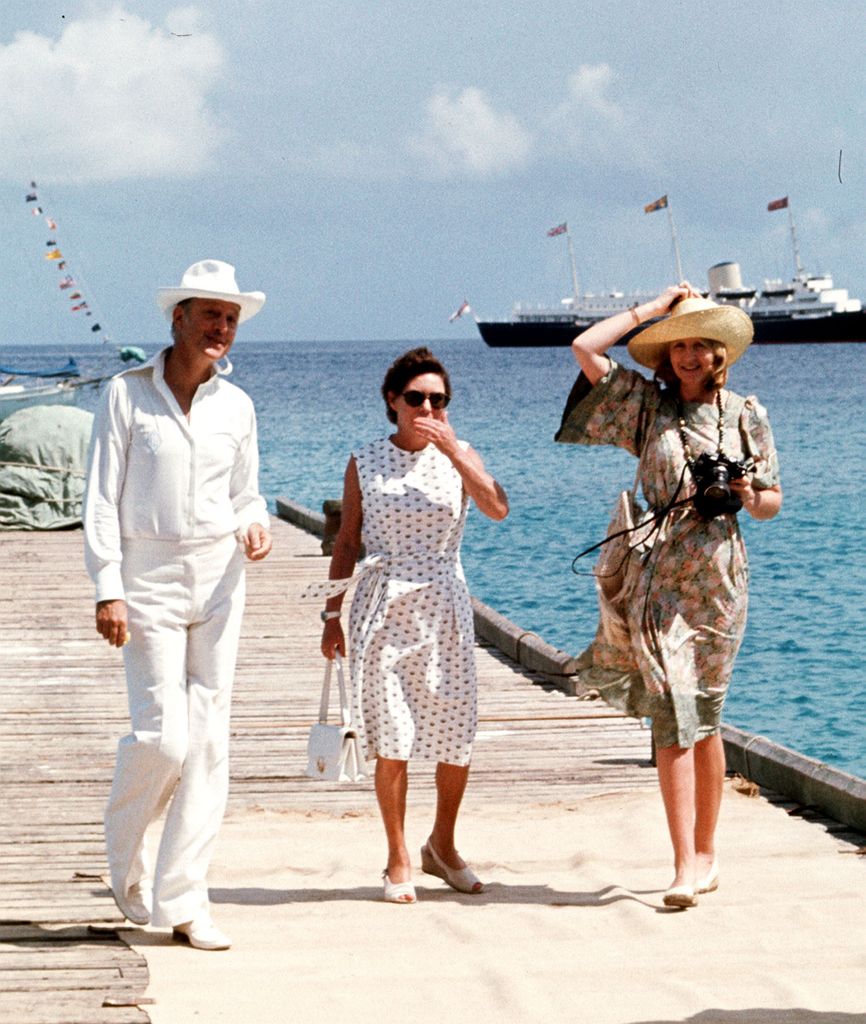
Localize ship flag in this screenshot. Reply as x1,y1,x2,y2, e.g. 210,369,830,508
547,222,568,237
449,299,471,322
643,195,668,213
767,196,789,212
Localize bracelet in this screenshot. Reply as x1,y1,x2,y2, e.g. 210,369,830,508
320,610,341,622
629,305,641,328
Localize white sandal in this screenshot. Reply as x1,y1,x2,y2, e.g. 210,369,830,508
382,870,416,904
421,841,483,894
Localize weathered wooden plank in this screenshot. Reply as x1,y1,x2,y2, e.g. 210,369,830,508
0,518,658,1021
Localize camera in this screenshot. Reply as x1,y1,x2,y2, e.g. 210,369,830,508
689,452,751,519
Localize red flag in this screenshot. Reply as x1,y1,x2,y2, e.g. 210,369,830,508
644,195,668,213
547,222,567,237
767,196,789,211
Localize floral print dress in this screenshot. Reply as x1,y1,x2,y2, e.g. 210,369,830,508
556,360,780,748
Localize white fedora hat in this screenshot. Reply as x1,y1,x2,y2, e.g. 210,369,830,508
627,296,753,370
156,259,266,323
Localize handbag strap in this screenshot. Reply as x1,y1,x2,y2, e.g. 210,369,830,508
318,653,351,728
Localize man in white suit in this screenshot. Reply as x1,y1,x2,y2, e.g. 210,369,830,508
84,260,272,950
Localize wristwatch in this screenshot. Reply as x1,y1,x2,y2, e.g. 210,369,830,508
320,610,341,622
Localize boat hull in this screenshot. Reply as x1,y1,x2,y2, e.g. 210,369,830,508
477,309,866,347
0,383,77,422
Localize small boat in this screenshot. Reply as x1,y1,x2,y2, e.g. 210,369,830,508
0,358,81,421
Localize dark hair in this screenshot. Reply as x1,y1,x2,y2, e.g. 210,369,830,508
381,347,451,423
654,339,728,392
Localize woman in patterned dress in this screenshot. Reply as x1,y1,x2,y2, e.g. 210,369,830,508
557,283,782,908
320,348,508,904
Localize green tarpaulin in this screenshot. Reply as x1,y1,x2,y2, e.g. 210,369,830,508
0,405,94,530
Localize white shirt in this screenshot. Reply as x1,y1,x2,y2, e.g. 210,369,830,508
84,348,269,602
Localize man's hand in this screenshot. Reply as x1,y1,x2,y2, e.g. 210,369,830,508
95,599,129,648
244,523,272,561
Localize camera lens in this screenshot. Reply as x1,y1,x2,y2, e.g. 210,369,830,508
704,462,730,502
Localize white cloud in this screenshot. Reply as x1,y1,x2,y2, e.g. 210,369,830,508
545,62,648,168
0,5,225,183
560,63,623,124
408,86,533,178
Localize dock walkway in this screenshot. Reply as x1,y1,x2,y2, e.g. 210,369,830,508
1,518,660,1022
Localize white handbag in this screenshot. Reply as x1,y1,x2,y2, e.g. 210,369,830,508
305,653,366,782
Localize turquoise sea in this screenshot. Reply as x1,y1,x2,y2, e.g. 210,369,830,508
9,338,865,779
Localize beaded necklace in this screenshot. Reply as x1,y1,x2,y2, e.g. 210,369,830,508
677,389,727,464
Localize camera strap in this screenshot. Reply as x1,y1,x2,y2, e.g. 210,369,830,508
571,462,692,576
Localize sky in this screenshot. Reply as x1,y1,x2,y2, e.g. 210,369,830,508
2,0,866,347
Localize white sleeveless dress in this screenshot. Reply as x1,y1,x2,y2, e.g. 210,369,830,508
348,437,477,765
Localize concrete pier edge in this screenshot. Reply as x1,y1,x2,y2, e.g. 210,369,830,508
275,495,866,834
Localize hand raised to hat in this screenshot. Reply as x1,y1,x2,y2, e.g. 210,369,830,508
646,281,701,320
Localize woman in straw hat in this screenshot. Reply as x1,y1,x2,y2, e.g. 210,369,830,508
556,282,781,908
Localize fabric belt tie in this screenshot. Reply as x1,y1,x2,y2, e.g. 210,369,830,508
301,552,459,603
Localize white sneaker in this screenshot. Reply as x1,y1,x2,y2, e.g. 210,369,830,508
111,881,151,926
172,916,232,951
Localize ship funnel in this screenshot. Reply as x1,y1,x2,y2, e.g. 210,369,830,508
708,261,743,294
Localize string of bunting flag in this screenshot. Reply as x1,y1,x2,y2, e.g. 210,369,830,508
25,181,109,342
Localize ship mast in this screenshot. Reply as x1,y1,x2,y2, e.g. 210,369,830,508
644,194,683,282
767,195,805,281
787,202,805,279
666,199,684,282
546,222,581,302
565,228,580,301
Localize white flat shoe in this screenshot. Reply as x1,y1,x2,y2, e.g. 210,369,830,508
663,884,698,909
111,881,151,926
382,870,416,904
172,916,232,951
695,861,720,894
421,841,483,894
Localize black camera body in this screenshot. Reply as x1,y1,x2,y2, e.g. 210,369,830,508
690,452,750,519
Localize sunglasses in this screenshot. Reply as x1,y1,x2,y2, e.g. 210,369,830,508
400,389,450,410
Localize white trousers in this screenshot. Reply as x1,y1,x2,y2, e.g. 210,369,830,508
105,534,245,928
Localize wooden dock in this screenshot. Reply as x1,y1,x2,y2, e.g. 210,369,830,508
0,517,657,1022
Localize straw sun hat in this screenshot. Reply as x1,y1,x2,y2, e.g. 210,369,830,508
626,296,753,370
156,259,266,324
